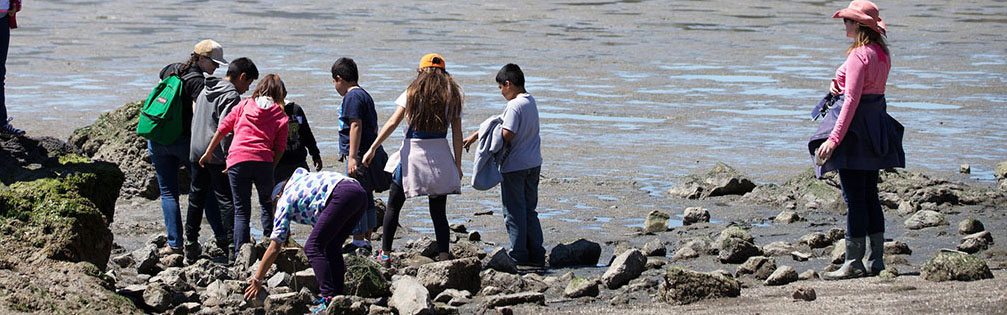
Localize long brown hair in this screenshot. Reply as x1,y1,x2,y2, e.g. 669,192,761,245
251,74,287,103
405,66,463,132
848,24,889,56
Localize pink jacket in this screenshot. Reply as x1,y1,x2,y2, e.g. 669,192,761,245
830,43,891,146
217,97,289,169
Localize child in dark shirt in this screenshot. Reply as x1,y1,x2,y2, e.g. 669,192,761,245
274,101,323,183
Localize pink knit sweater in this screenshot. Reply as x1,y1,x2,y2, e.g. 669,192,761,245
217,97,289,169
830,43,891,146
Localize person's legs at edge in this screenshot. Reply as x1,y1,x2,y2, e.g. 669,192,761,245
501,170,530,263
0,15,9,125
229,163,254,253
185,164,226,243
523,166,546,263
429,195,450,259
381,182,407,253
864,169,886,273
304,182,367,297
149,141,184,249
208,163,235,252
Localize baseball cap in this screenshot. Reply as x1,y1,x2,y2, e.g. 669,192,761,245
418,53,446,69
194,39,228,65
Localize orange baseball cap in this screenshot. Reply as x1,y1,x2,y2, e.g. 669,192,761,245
418,53,446,69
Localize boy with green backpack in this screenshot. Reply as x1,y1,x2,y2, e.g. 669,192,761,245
141,39,227,255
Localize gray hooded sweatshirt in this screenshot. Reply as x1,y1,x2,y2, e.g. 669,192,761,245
190,76,241,164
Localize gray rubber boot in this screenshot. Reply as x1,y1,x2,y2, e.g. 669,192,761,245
823,236,868,280
867,233,885,275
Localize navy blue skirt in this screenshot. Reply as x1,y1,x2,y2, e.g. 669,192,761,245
808,94,905,178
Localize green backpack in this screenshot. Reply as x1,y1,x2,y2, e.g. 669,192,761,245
137,72,200,144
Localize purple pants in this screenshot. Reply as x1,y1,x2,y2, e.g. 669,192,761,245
304,180,367,297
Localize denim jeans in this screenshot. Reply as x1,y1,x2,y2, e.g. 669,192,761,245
838,169,885,238
345,159,377,236
304,181,367,297
228,161,275,252
0,15,10,123
501,166,545,263
148,139,190,248
184,163,227,243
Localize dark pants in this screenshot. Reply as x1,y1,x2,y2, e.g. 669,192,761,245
382,183,449,254
0,15,9,123
184,163,227,243
304,181,367,297
208,163,234,243
274,161,308,184
838,169,885,238
228,161,275,252
501,166,545,263
148,139,189,248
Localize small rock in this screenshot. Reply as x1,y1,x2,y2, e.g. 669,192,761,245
798,270,819,280
642,239,666,257
958,219,985,235
479,286,503,296
791,251,812,262
717,238,762,264
417,257,481,296
774,211,802,224
898,200,919,216
548,239,601,267
884,241,912,256
344,255,389,298
792,287,817,301
602,249,647,289
798,232,830,249
830,239,847,264
717,226,754,246
474,210,493,216
143,282,172,312
483,292,545,308
826,228,846,243
878,267,899,279
133,243,161,275
390,276,434,315
449,241,484,260
485,248,518,274
265,291,312,315
468,231,481,242
494,306,514,315
147,234,168,248
763,241,797,256
644,210,671,233
236,243,256,270
920,251,993,282
449,223,467,233
735,256,777,280
958,232,993,253
646,257,667,270
660,268,741,305
672,247,699,261
293,269,318,293
267,271,292,288
996,161,1007,179
173,302,201,315
904,210,948,230
682,207,710,225
563,276,600,298
160,254,184,268
433,289,471,306
111,253,134,268
960,164,971,174
765,266,798,286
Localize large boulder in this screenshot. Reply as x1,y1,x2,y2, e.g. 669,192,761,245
389,276,434,315
417,257,481,296
563,276,599,298
643,210,670,233
264,290,313,315
68,101,174,199
548,239,601,267
682,207,710,225
485,248,518,274
718,238,762,264
668,163,757,199
920,251,993,282
958,219,985,235
601,249,647,289
904,210,948,230
660,268,741,305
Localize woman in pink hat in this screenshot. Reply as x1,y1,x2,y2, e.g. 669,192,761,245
809,0,905,280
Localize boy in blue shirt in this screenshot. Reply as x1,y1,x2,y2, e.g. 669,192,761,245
332,57,380,253
463,64,545,266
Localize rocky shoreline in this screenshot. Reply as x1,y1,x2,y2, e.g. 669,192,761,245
1,102,1005,314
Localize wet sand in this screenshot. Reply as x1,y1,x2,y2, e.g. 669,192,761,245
8,0,1007,313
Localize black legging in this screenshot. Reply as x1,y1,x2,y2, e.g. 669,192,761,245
382,182,450,254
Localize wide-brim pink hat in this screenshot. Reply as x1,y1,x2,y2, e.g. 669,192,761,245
833,0,886,36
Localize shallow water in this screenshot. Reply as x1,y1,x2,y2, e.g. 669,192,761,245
9,1,1007,231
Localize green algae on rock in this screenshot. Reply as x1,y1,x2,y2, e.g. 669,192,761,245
921,251,994,282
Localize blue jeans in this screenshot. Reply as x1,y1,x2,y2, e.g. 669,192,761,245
345,159,377,236
838,169,885,238
148,139,190,248
0,15,10,123
501,166,545,263
228,161,275,252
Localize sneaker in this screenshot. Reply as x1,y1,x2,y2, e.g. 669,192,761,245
183,241,201,264
341,242,361,255
375,249,391,268
310,296,332,313
0,122,24,136
157,246,183,256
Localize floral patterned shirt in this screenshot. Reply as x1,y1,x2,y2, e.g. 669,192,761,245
269,168,351,242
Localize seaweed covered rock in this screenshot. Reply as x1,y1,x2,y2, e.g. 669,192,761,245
660,267,741,305
0,136,134,313
920,251,993,282
344,255,389,298
69,100,183,199
668,163,756,199
742,168,843,210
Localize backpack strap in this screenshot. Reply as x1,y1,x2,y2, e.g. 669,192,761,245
180,71,203,81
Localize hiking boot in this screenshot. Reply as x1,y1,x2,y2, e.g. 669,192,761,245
183,241,201,264
158,246,183,256
867,232,886,275
0,122,25,137
823,236,868,280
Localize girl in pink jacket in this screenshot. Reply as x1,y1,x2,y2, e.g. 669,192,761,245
200,74,289,254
